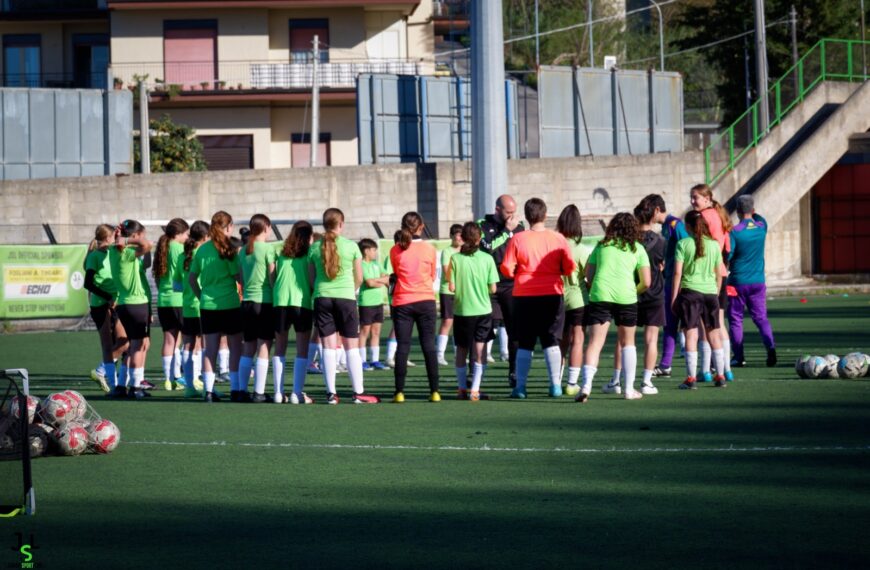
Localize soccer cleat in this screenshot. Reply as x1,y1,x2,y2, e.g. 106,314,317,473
731,358,746,368
130,388,149,400
164,380,174,391
273,392,288,404
700,372,713,383
406,359,417,367
565,383,581,396
90,369,110,393
140,379,155,390
575,390,590,403
509,373,517,388
386,358,396,368
184,386,202,399
175,377,188,388
640,381,659,395
509,388,527,399
336,364,348,374
437,357,449,366
326,393,340,405
652,366,671,378
601,381,622,395
236,391,252,403
714,375,728,388
500,353,509,362
229,390,240,402
456,389,468,401
392,392,405,403
193,378,204,391
203,391,221,402
548,384,563,398
307,364,322,375
216,372,231,383
429,391,441,403
111,385,128,399
486,355,496,364
353,393,380,404
724,370,735,382
362,361,373,372
766,348,778,368
289,392,314,404
678,378,697,390
623,390,643,400
371,361,388,371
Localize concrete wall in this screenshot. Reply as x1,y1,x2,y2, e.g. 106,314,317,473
0,151,807,280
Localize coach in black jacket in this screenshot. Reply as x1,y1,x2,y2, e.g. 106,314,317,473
477,194,524,387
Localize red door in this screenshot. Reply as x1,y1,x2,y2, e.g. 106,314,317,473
813,162,870,273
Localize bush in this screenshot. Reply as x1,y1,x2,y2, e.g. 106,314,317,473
133,114,206,173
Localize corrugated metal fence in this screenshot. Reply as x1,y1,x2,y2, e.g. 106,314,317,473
358,74,519,164
0,88,132,180
538,67,683,158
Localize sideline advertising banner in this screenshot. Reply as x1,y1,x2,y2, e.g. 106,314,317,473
0,245,88,319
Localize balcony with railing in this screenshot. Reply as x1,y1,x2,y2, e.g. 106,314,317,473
0,0,107,17
0,71,108,89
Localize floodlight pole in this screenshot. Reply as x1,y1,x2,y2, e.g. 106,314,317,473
470,0,508,220
754,0,770,132
588,0,594,67
650,0,665,71
534,0,540,68
310,34,320,168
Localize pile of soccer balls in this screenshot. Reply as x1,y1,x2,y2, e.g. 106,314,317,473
0,390,121,458
795,353,870,379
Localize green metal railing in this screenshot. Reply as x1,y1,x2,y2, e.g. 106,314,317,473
704,38,870,185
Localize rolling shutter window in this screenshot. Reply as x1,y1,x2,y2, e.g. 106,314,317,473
199,135,253,171
164,21,217,87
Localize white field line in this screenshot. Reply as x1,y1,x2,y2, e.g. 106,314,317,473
126,440,870,454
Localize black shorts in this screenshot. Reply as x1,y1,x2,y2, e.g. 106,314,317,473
241,301,275,342
359,305,385,326
674,289,720,330
490,295,504,321
637,301,666,328
90,305,111,329
563,307,585,329
314,297,360,339
453,314,494,349
513,295,565,350
116,303,150,340
718,280,728,311
584,301,638,327
200,308,243,336
439,294,455,319
181,316,201,337
157,306,184,331
275,306,313,334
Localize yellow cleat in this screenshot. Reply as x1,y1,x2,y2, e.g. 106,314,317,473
193,378,204,391
429,391,441,403
164,380,174,391
565,384,581,396
392,392,405,403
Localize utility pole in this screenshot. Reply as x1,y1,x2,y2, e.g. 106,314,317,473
588,0,594,67
470,0,508,220
138,79,150,174
534,0,540,68
744,35,752,143
651,0,665,72
310,34,320,168
754,0,770,132
790,5,799,94
861,0,867,77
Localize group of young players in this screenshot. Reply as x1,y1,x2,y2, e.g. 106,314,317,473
83,183,777,404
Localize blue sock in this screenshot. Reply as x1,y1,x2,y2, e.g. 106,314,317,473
516,349,533,391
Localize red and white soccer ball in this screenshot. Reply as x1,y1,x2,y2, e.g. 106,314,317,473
87,419,121,454
53,423,89,456
10,395,39,424
41,393,74,426
63,390,87,421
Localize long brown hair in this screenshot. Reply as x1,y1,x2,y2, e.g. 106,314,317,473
684,210,713,260
459,221,481,255
209,211,236,260
184,220,210,272
556,204,583,243
153,218,189,280
321,208,344,280
398,211,424,250
599,212,640,252
282,220,313,258
245,213,271,255
691,183,732,233
85,224,114,269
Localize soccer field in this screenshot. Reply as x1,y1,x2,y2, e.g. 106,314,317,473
2,294,870,569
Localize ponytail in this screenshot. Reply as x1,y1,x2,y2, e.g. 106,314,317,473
459,221,481,255
209,211,235,260
684,210,712,260
245,213,271,255
184,220,210,272
712,200,733,233
152,218,189,280
85,224,114,269
321,208,344,280
398,211,424,251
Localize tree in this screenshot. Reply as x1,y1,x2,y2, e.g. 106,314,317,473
133,114,207,173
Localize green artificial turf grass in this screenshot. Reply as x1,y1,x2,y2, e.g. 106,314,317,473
1,294,869,569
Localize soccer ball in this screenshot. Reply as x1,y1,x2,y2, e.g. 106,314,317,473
41,393,73,426
28,426,49,458
10,395,39,424
87,419,120,454
795,355,812,379
837,353,868,379
823,355,840,379
53,423,89,456
802,356,827,379
62,390,87,420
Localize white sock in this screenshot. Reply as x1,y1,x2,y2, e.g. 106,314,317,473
238,356,253,391
486,340,494,358
229,371,240,391
611,368,621,384
712,349,725,379
307,342,320,364
686,351,698,379
643,369,653,384
272,356,285,395
322,348,337,394
679,332,686,353
337,348,347,368
722,337,732,372
371,345,380,363
581,365,597,393
456,366,468,389
358,347,367,362
218,348,230,374
193,351,202,381
471,362,484,392
621,346,637,393
96,362,106,375
162,356,173,382
254,357,269,395
543,346,562,387
515,349,532,391
700,341,712,374
203,370,216,393
436,335,449,359
498,326,509,356
568,366,581,386
119,363,129,387
293,357,307,394
173,348,182,378
387,338,398,362
132,367,144,389
104,362,116,389
347,349,364,394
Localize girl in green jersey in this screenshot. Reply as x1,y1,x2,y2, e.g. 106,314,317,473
556,205,591,396
153,218,190,391
436,224,463,365
176,220,209,399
